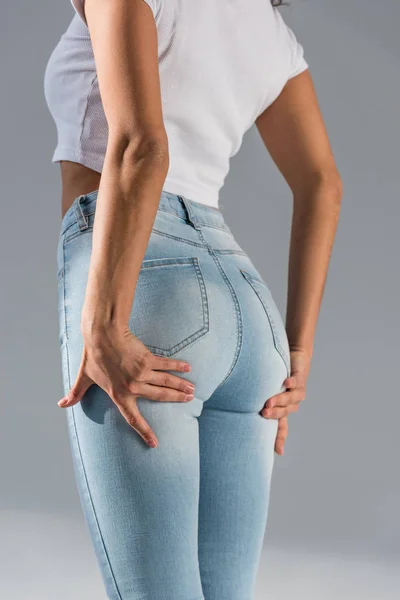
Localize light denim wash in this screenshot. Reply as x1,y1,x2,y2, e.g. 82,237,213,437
56,189,291,600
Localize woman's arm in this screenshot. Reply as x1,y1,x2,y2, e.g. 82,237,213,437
255,69,342,454
256,68,342,361
81,0,168,335
58,0,197,448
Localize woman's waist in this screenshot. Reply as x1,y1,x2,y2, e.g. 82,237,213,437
59,189,245,256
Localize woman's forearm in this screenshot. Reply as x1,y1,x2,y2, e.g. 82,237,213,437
285,177,342,357
81,133,169,339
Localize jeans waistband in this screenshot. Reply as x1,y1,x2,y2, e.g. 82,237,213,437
60,189,227,236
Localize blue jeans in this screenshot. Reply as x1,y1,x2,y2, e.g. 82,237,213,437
57,190,290,600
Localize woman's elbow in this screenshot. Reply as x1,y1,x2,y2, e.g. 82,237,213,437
109,130,170,173
298,168,343,205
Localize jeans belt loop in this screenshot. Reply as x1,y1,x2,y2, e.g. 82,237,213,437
178,195,200,230
74,195,89,231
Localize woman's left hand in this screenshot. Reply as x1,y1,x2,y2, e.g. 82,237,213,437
260,348,312,455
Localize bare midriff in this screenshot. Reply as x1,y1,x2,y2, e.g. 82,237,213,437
60,161,102,218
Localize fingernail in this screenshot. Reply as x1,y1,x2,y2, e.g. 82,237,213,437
184,364,191,372
185,385,195,393
58,398,68,407
147,439,157,448
185,394,195,401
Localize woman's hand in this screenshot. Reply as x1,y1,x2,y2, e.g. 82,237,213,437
260,348,312,455
57,327,196,448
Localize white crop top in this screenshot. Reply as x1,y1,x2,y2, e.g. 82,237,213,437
44,0,308,208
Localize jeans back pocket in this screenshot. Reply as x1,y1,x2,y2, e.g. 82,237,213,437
240,269,290,377
130,256,210,357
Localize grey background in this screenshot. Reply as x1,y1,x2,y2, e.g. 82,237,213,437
1,0,399,598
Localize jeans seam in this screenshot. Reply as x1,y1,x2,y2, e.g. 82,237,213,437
63,226,91,246
61,221,244,254
195,222,229,232
62,272,123,599
63,225,204,249
240,270,290,378
194,228,243,391
62,239,69,344
147,328,210,356
157,206,228,232
61,221,78,239
157,206,188,222
152,228,207,248
70,404,124,600
142,257,198,268
214,248,247,256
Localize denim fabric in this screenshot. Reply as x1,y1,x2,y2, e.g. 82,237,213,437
56,189,290,600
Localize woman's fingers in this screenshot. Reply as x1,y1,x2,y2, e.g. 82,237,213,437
133,382,194,403
262,402,299,419
149,354,192,373
58,371,92,407
283,375,297,389
274,416,288,455
261,385,306,419
117,400,158,448
146,370,195,394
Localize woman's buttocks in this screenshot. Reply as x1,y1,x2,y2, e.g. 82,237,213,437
59,191,246,401
59,189,288,415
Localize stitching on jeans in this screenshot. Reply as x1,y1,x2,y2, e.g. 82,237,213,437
241,269,290,374
141,256,199,268
240,269,290,377
60,244,72,389
194,228,244,390
157,206,188,222
62,239,69,343
70,406,124,600
152,228,207,248
153,229,246,256
142,257,210,356
61,242,123,599
157,206,228,232
194,222,229,232
214,248,247,256
61,211,95,241
61,222,78,238
63,225,93,246
62,225,246,257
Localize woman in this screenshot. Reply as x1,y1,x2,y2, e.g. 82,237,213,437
44,0,342,598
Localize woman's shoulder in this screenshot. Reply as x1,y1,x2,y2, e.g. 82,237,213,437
70,0,161,27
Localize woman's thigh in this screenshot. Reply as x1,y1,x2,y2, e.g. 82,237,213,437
65,389,205,600
196,251,289,599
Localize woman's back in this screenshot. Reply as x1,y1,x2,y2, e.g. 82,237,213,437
44,0,308,208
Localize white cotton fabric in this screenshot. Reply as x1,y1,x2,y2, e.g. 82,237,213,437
44,0,309,208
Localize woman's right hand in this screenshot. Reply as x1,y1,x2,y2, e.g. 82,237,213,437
57,327,195,448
